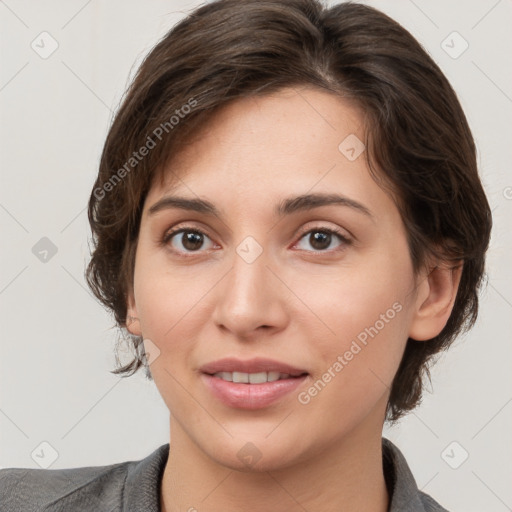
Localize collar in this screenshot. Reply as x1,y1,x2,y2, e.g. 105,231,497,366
122,438,445,511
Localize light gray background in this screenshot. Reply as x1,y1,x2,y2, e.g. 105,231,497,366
0,1,511,510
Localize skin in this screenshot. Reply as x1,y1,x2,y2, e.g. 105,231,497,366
126,86,462,512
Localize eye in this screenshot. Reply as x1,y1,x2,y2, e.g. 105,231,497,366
162,227,216,254
294,226,351,253
162,224,351,256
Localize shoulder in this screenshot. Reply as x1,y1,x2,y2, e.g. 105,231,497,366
0,460,130,511
382,437,449,512
418,492,450,512
0,443,169,512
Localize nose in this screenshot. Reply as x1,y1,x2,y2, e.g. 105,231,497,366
211,246,289,339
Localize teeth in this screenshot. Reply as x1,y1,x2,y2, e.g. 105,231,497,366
233,371,249,383
267,371,284,382
213,371,292,383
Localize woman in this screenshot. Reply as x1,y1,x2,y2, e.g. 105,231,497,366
0,0,492,510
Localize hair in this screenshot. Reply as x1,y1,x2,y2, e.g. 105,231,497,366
86,0,492,422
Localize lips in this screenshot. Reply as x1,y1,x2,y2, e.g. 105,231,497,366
199,357,309,409
199,357,308,377
213,371,293,383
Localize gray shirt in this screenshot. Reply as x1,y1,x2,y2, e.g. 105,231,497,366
0,437,448,511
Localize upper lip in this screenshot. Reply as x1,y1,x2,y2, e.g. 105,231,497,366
200,357,308,377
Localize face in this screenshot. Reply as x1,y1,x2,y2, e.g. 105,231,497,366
127,87,433,471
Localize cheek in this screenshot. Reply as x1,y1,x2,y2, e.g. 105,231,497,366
133,262,203,411
304,247,414,393
295,295,409,434
132,252,225,392
133,246,206,338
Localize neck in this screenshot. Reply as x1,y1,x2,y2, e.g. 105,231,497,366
160,418,389,512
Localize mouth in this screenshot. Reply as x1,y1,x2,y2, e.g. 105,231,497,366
199,357,309,409
206,370,308,384
199,357,308,377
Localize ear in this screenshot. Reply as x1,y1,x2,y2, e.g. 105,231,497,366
126,288,142,337
408,261,463,341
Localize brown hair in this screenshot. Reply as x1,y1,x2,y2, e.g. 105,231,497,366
86,0,492,422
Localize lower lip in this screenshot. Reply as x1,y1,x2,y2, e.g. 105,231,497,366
201,373,308,409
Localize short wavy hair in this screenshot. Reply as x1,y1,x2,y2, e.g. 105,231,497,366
86,0,492,422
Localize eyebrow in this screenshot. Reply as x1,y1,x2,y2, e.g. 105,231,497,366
148,192,374,220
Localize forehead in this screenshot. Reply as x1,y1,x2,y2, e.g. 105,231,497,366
163,86,365,174
145,87,395,221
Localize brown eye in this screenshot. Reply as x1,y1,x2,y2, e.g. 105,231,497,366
295,227,350,253
309,231,331,250
163,228,214,253
180,231,204,251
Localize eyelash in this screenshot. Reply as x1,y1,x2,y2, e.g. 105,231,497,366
161,224,352,257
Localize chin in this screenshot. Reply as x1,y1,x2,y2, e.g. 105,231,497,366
217,451,296,473
203,435,307,473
